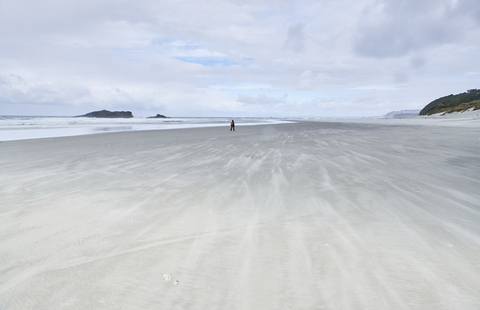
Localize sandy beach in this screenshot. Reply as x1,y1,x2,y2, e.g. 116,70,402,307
1,119,479,309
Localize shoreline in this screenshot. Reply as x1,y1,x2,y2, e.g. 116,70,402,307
1,114,479,142
0,117,293,142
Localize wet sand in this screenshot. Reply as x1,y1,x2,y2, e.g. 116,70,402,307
1,120,479,309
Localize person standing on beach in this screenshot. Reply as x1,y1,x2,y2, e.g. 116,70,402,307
230,120,235,131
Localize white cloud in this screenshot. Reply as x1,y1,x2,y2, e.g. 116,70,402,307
237,93,287,105
297,70,314,90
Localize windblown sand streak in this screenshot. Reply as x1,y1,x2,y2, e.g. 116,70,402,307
0,120,479,309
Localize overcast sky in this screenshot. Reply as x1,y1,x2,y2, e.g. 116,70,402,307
1,0,479,117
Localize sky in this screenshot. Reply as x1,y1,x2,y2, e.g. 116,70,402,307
1,0,480,117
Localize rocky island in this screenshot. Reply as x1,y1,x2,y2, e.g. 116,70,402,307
147,114,168,118
76,110,134,118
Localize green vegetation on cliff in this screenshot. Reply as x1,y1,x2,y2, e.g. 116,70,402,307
419,89,480,115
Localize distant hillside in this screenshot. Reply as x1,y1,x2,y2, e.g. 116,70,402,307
383,110,420,119
419,89,480,116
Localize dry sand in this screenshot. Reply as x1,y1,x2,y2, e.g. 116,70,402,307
0,119,479,309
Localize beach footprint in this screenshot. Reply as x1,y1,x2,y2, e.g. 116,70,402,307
163,274,171,282
163,274,180,286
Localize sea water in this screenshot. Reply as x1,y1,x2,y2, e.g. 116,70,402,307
0,116,291,141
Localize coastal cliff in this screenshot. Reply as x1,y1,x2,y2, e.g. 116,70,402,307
419,89,480,115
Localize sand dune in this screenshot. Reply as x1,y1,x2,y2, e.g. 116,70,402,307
1,120,479,309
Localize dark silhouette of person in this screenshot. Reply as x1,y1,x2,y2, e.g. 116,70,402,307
230,120,235,131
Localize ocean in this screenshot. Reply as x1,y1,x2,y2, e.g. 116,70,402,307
0,116,291,141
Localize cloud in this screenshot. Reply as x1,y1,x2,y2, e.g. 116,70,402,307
410,56,426,69
458,0,480,23
237,93,287,105
284,22,306,53
353,0,478,58
297,70,314,90
0,0,479,117
0,74,92,106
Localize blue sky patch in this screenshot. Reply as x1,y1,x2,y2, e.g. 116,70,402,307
175,56,238,67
